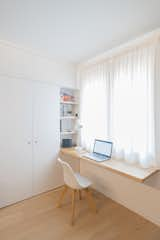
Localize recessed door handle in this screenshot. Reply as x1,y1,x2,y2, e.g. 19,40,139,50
34,140,38,144
27,141,31,144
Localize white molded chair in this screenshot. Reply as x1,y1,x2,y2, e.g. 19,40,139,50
57,158,97,225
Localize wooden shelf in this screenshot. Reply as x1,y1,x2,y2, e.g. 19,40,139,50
60,101,78,105
60,131,77,135
60,116,77,120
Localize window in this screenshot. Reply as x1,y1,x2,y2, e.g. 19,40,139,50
80,41,159,168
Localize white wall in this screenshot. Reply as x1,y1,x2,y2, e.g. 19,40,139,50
0,40,76,87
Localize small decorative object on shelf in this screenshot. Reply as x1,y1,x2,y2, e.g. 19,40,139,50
60,87,79,147
60,92,75,102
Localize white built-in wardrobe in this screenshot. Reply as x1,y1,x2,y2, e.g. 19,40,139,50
0,76,63,208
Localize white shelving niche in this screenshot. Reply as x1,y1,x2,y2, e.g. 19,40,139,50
60,87,80,147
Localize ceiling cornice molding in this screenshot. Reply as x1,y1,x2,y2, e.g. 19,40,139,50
78,28,160,69
0,39,74,64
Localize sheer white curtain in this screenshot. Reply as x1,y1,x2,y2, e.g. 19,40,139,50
80,41,158,168
80,63,109,151
155,39,160,166
110,45,156,168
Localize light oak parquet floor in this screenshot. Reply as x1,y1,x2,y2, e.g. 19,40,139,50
0,188,160,240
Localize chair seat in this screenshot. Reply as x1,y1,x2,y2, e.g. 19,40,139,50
74,172,92,189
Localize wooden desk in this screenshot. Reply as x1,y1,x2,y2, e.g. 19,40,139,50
60,148,158,183
60,148,160,226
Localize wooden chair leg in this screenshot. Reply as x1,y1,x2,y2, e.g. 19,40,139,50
85,188,97,213
57,185,68,208
78,190,82,200
71,189,76,225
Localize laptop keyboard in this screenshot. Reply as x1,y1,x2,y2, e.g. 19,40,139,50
83,153,109,162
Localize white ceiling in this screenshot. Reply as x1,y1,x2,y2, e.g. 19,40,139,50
0,0,160,62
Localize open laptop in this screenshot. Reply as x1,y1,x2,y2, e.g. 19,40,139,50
82,139,113,162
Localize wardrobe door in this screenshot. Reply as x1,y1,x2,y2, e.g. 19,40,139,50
33,82,63,195
0,77,33,208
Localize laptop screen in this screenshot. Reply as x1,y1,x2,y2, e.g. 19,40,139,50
93,140,113,157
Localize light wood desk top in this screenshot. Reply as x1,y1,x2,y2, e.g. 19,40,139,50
60,148,159,183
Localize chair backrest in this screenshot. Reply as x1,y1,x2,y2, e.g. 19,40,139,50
57,158,80,189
